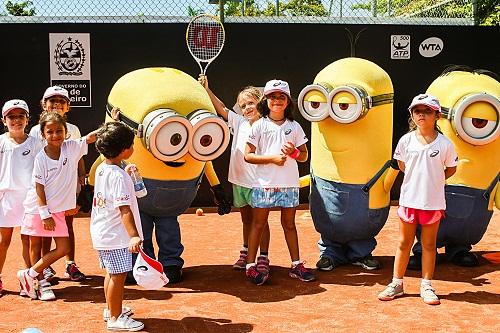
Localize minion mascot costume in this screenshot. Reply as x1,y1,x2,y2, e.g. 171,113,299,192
297,58,399,271
409,68,499,268
90,68,231,282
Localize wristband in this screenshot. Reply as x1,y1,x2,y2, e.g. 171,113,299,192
38,205,52,220
289,148,300,159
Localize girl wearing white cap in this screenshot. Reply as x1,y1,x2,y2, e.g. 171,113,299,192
29,86,87,283
0,99,42,295
378,94,458,305
198,75,271,275
244,79,315,285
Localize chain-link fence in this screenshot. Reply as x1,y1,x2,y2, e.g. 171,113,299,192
0,0,478,25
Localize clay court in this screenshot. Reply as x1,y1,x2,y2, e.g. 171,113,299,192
1,207,499,333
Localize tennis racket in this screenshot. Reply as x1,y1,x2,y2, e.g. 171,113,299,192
186,14,225,75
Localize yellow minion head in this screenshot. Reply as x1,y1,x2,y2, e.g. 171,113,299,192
428,69,500,191
106,67,229,181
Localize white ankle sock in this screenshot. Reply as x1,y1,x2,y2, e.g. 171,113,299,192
392,277,403,285
291,260,301,267
28,268,39,278
245,263,256,270
421,279,432,286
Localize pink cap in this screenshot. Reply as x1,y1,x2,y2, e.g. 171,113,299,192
43,86,70,101
133,248,169,290
264,79,291,99
2,99,29,117
408,93,441,112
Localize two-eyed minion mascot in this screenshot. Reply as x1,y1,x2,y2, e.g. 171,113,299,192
90,68,231,282
409,68,499,267
298,58,399,271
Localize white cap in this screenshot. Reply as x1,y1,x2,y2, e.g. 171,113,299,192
2,99,29,117
264,79,291,99
133,248,169,290
43,86,70,101
408,93,441,112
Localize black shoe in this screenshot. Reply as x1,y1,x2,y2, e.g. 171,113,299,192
125,271,137,285
164,266,183,284
451,251,479,267
316,257,334,271
407,254,422,270
352,256,380,270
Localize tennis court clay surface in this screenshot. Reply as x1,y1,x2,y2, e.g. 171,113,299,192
1,207,499,333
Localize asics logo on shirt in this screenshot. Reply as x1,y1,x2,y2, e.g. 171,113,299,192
429,150,439,157
22,149,31,156
63,158,68,165
98,169,104,176
285,129,292,135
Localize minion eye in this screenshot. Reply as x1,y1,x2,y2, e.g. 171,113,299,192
189,110,230,161
328,86,370,124
298,84,330,122
449,94,500,146
142,109,191,162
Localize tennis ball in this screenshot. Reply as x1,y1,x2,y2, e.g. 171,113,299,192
196,208,204,216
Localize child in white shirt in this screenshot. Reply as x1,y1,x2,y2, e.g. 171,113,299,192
92,122,144,331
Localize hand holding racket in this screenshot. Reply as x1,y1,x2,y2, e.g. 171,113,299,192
186,14,225,75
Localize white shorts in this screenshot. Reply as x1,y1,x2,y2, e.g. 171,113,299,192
0,190,27,228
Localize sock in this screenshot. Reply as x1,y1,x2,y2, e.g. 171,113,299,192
66,260,75,266
28,268,39,278
259,251,268,258
392,277,404,285
292,260,301,267
421,279,432,286
241,246,248,252
246,263,256,270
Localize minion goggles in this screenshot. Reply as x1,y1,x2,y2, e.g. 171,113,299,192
106,102,229,162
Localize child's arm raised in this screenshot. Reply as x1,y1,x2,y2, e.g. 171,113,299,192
198,74,229,121
85,129,100,144
35,182,55,231
119,205,142,253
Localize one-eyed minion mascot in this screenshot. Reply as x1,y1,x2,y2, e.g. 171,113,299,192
90,67,231,282
297,57,399,271
409,68,499,267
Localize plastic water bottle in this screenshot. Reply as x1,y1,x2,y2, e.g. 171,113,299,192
129,166,147,198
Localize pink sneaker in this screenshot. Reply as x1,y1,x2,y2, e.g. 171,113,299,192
233,250,248,270
256,256,270,274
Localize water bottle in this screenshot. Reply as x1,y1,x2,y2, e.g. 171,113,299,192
121,161,147,198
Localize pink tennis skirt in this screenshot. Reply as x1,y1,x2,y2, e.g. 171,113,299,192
21,212,68,237
397,206,445,226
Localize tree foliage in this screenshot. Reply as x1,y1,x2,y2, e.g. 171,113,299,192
5,0,35,16
223,0,327,17
352,0,499,25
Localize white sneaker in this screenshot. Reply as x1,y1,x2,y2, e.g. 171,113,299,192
107,314,144,331
103,306,134,322
17,269,37,299
37,279,56,301
420,284,440,305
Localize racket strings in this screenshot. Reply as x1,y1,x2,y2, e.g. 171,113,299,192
187,18,224,62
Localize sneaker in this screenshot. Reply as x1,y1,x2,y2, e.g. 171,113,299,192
420,284,440,305
107,314,144,331
103,306,134,322
64,263,86,281
37,279,56,301
20,289,28,297
246,265,268,285
233,250,248,270
378,282,404,301
289,262,315,282
43,266,57,282
352,256,381,270
17,269,37,299
256,256,270,274
316,256,334,271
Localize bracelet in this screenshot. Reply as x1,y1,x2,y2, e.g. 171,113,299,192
289,148,300,159
38,205,52,220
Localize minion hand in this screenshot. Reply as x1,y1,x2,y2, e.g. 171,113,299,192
210,184,232,215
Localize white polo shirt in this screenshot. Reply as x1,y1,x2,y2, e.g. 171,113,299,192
24,138,88,214
394,132,458,210
227,110,257,188
247,117,308,188
90,163,143,250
